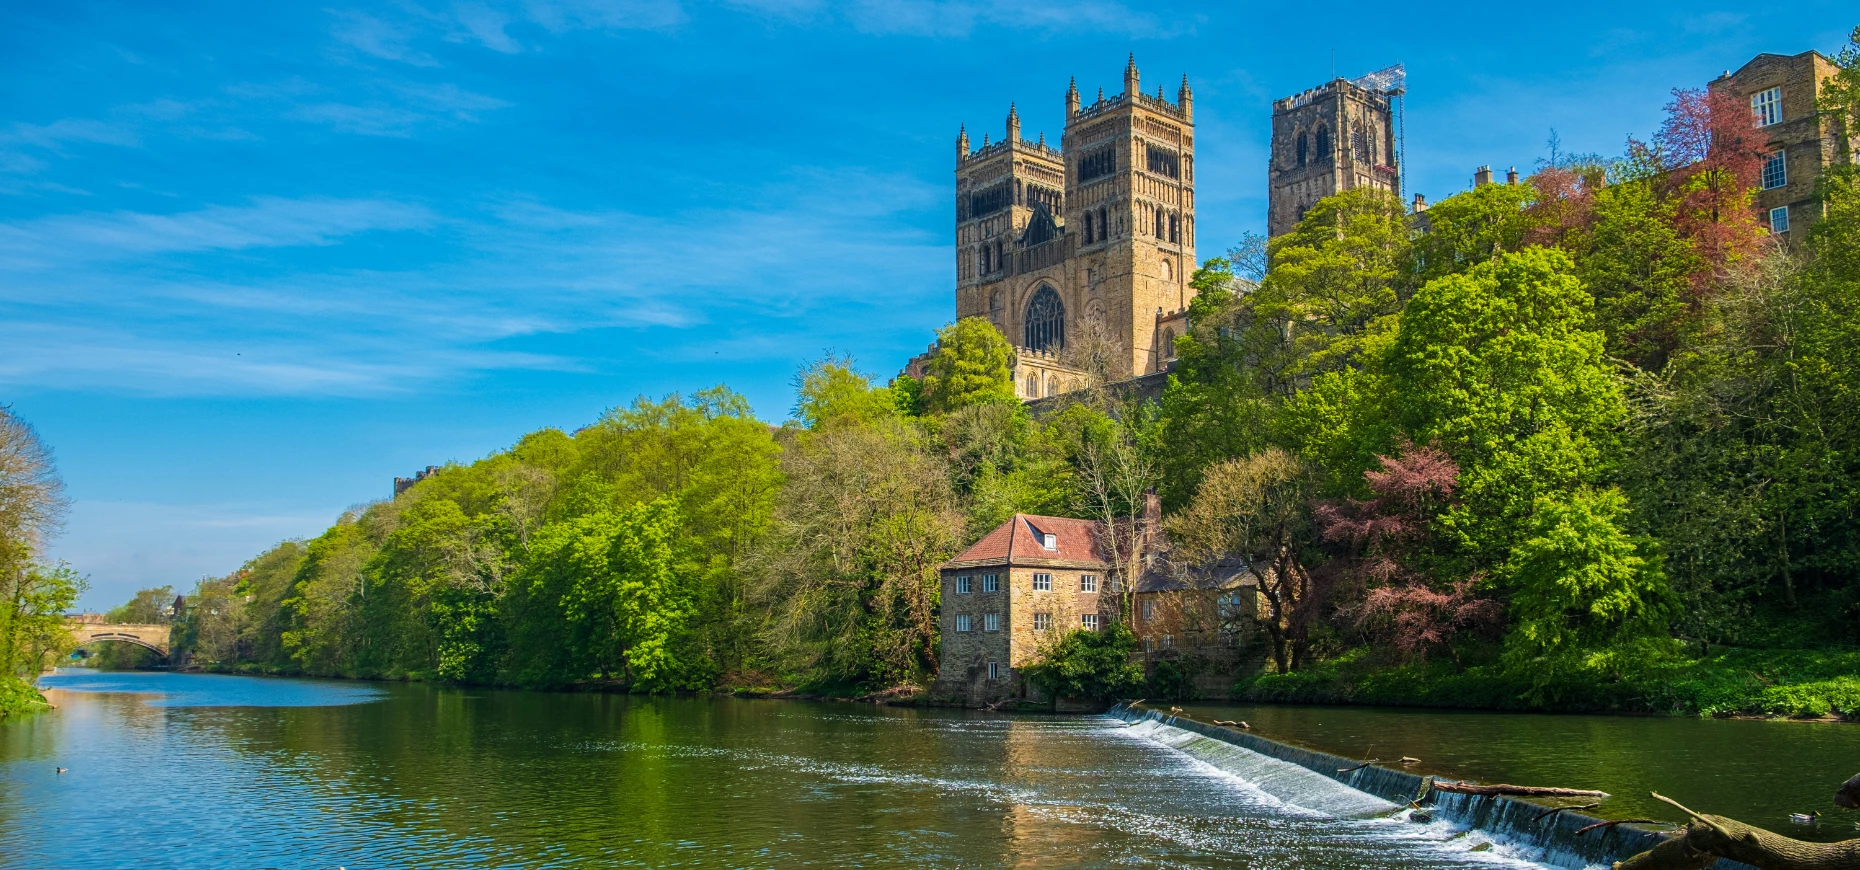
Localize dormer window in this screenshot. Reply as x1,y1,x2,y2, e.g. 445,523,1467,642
1041,533,1057,550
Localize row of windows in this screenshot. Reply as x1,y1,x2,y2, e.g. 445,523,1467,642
1145,143,1181,179
1082,207,1113,245
1078,147,1116,182
951,612,1099,631
954,573,1001,594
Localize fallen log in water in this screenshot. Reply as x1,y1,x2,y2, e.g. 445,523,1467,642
1433,781,1611,799
1612,793,1860,870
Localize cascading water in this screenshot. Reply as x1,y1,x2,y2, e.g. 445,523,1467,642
1104,705,1757,870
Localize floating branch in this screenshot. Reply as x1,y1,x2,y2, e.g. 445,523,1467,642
1578,819,1668,836
1434,781,1610,798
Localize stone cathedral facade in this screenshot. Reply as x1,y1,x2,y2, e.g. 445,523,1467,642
921,56,1197,399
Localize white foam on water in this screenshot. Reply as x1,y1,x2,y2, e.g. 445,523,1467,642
1117,717,1400,818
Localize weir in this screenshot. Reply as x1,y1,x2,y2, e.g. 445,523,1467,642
1107,704,1758,870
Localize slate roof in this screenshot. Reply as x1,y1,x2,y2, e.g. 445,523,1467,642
1136,554,1260,594
942,514,1109,570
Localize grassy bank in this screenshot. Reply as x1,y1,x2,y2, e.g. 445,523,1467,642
0,676,51,719
1236,645,1860,719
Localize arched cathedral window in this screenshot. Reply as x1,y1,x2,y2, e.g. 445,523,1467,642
1296,131,1308,167
1315,126,1331,164
1098,207,1109,239
1083,211,1095,244
1023,285,1065,352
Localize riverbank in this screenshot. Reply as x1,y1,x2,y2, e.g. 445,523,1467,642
1235,645,1860,720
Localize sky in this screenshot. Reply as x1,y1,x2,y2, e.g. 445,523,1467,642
1,1,1851,609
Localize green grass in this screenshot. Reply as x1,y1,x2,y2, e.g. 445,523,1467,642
1236,644,1860,719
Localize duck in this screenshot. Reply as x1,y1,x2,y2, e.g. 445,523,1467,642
55,767,66,774
1789,811,1819,825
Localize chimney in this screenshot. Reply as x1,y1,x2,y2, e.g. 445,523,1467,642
1474,165,1493,187
1412,193,1428,212
1506,166,1519,185
1143,487,1161,533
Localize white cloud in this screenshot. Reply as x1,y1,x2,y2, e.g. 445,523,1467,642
329,9,440,66
0,170,945,397
0,196,436,264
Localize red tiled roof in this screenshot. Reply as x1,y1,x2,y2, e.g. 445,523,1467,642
944,514,1108,569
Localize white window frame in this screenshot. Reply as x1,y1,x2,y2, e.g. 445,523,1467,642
981,573,999,593
1033,612,1051,631
1770,206,1791,234
1752,87,1783,127
1032,573,1052,592
955,614,972,632
1142,599,1155,620
1079,574,1098,593
1081,613,1101,630
955,575,972,594
1762,150,1787,190
987,661,999,681
983,612,1000,632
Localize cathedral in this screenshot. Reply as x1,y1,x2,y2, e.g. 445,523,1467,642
909,56,1197,400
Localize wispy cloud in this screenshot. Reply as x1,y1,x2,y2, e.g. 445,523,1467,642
330,9,441,66
0,169,943,396
0,196,435,265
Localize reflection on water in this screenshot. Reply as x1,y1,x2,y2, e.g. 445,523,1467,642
1182,701,1860,841
0,672,1564,869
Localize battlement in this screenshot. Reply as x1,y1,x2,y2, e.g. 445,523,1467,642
1075,89,1188,123
960,135,1064,166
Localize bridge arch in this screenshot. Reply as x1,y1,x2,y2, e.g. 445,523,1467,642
63,622,172,658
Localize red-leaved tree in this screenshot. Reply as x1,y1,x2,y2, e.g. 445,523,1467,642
1316,443,1501,661
1631,87,1770,291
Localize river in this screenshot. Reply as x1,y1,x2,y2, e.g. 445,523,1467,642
1,672,1853,868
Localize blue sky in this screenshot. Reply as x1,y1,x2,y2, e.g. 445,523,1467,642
2,1,1850,608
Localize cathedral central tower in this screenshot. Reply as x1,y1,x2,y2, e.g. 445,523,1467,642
953,56,1196,391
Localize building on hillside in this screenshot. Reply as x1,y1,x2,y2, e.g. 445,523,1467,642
1710,50,1856,244
394,465,440,497
1267,65,1405,238
913,55,1198,400
933,514,1109,705
1132,556,1263,698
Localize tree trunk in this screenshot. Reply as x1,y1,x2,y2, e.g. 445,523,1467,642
1614,815,1860,870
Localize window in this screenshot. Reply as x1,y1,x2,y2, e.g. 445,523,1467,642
955,614,972,632
1080,574,1098,593
1033,612,1051,630
1169,214,1179,243
982,573,999,593
1315,125,1331,163
1098,208,1109,240
1752,87,1783,127
987,661,999,681
1079,147,1116,182
1160,634,1174,650
1296,131,1308,167
956,576,972,594
1032,573,1052,591
984,612,1000,632
1024,374,1038,397
1040,533,1057,550
1081,613,1101,630
1762,151,1787,190
1142,599,1155,620
1770,206,1790,234
1083,211,1095,243
1023,285,1066,352
1154,208,1164,238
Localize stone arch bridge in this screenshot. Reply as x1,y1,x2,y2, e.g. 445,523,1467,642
63,621,173,658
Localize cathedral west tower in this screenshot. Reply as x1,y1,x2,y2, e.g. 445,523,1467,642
1267,66,1404,237
953,56,1196,393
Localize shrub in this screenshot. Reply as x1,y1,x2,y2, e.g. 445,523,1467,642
1021,625,1144,702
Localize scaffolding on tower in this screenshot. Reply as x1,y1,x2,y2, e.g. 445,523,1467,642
1350,63,1407,202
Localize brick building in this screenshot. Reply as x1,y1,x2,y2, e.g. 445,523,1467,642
1710,50,1855,244
933,514,1109,704
1132,556,1263,698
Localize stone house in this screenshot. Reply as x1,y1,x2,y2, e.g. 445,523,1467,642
933,514,1109,705
1708,50,1856,244
1131,556,1263,698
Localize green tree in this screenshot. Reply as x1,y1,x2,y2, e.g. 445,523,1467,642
106,586,176,624
791,357,902,430
1020,624,1145,702
1384,248,1627,568
920,316,1016,414
1504,487,1673,668
0,406,80,715
1411,179,1539,283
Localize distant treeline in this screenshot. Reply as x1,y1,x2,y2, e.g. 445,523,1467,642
128,35,1860,714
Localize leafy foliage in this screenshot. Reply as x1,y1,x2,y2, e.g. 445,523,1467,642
1020,624,1145,701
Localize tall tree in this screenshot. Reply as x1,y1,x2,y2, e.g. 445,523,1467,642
921,317,1016,413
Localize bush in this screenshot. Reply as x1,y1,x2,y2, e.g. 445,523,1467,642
1021,625,1145,702
0,676,49,719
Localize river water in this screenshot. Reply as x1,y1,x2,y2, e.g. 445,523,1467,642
4,672,1563,870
